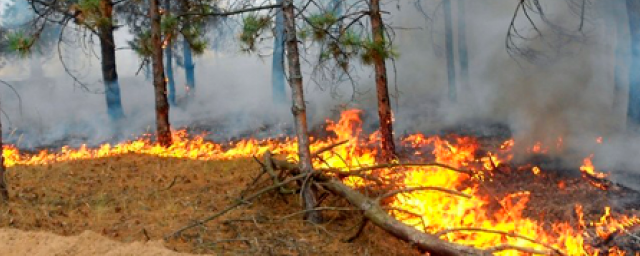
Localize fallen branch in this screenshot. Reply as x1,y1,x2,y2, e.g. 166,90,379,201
320,180,487,256
267,157,484,255
269,156,562,256
435,227,565,256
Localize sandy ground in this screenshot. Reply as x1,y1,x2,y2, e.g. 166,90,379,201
0,228,202,256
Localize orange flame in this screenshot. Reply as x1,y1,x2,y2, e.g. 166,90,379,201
3,109,638,255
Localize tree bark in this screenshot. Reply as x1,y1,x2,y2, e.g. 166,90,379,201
443,0,457,101
0,101,8,203
272,0,286,103
369,0,396,161
99,0,125,122
282,0,321,223
150,0,172,146
458,0,469,90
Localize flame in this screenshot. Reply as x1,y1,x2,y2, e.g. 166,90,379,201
580,155,608,179
532,166,541,175
3,109,638,255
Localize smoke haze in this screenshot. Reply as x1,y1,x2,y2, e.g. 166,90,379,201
1,0,639,187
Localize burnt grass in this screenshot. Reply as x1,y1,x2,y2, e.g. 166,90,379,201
1,155,422,255
2,121,640,254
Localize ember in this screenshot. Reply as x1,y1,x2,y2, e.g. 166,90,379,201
4,110,639,255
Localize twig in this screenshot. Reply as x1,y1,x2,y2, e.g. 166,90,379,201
142,228,151,241
166,173,307,240
344,219,368,242
312,140,349,158
379,187,472,201
160,176,179,191
319,162,475,176
486,244,556,255
277,207,357,221
265,151,295,194
239,170,268,197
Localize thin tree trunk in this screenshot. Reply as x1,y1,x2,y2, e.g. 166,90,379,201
99,0,125,122
282,0,321,223
444,0,457,101
0,101,8,203
179,0,195,98
626,0,640,131
457,0,469,90
183,39,196,96
150,0,172,146
164,0,176,106
370,0,396,161
272,0,286,103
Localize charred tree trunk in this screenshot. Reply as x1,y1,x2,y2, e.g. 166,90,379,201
0,103,8,203
457,0,469,90
272,0,286,103
282,0,321,223
443,0,457,101
99,0,125,122
150,0,172,146
369,0,396,161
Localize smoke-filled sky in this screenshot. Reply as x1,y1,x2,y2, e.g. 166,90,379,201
1,0,639,187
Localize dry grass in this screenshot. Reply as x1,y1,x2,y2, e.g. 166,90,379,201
0,154,420,255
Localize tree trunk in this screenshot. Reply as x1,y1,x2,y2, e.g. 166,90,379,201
179,0,195,98
164,0,176,106
150,0,172,146
272,0,286,103
183,39,196,96
627,0,640,131
369,0,396,161
443,0,457,101
99,0,125,122
282,0,321,223
0,102,8,203
457,0,469,90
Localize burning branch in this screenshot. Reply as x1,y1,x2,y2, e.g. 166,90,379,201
323,162,476,176
379,186,472,201
435,228,566,256
264,155,562,256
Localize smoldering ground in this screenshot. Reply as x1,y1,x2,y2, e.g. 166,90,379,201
1,0,640,186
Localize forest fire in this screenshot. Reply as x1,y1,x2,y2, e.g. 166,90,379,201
3,109,640,255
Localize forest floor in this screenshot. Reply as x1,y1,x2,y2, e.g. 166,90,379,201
0,153,637,255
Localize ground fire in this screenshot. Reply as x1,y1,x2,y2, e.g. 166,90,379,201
4,109,639,255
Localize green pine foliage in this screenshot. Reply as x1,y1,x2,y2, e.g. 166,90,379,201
239,15,271,51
